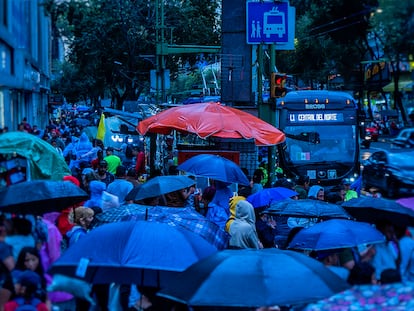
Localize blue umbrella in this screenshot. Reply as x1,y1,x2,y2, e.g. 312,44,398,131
177,154,250,185
93,205,230,250
158,248,350,308
49,221,217,285
125,206,230,250
247,187,298,208
288,219,385,251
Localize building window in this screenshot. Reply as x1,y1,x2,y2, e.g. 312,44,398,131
0,41,11,74
0,0,7,27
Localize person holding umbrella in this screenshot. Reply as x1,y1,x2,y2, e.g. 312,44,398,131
395,225,414,282
369,219,400,282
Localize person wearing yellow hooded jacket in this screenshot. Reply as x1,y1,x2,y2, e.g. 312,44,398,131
227,200,262,249
225,196,246,233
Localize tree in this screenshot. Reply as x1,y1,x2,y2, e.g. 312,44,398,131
278,0,377,89
370,0,414,125
44,0,220,109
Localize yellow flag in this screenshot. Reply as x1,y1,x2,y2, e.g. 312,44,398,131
96,113,106,141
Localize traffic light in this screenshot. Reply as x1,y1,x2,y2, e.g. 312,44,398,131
270,73,287,98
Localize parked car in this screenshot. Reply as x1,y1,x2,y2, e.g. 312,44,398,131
391,128,414,149
361,149,414,198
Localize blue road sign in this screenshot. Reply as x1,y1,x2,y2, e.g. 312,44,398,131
247,1,290,44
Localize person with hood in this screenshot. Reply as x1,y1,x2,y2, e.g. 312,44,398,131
69,132,93,172
307,185,325,201
203,186,228,230
210,180,233,221
83,180,107,214
66,207,94,247
228,200,262,249
225,195,246,233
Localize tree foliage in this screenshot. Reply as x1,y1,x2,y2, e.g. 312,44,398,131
278,0,378,88
369,0,414,124
44,0,219,108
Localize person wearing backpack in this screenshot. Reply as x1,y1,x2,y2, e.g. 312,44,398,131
5,270,48,311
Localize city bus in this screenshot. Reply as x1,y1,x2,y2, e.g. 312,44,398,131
275,90,360,191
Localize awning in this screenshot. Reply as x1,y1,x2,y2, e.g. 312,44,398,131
383,80,413,92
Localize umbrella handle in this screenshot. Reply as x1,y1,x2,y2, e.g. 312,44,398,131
145,208,148,221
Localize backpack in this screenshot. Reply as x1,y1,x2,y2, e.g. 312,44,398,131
13,297,42,311
125,144,133,159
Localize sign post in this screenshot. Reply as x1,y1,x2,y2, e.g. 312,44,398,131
246,1,295,48
247,1,295,185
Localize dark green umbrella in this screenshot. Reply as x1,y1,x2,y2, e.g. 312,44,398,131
0,131,71,180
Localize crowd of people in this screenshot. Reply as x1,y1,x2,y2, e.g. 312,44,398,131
0,114,413,310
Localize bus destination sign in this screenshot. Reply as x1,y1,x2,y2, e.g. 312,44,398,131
288,113,344,123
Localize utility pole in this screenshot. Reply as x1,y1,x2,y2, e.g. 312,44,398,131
268,44,277,186
257,44,277,186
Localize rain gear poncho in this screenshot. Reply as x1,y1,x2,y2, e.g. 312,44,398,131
84,180,106,209
211,181,233,216
308,185,324,200
69,133,93,170
205,202,228,231
66,225,88,246
228,200,260,249
107,179,133,205
75,133,93,160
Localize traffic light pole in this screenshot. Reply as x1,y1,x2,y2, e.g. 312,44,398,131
257,44,277,186
268,44,277,186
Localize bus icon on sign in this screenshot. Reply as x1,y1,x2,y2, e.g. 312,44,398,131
264,7,286,38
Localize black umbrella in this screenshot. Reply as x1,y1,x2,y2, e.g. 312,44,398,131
0,180,88,215
126,175,196,201
342,197,414,226
264,199,351,220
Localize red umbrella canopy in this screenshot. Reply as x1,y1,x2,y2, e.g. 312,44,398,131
137,102,285,146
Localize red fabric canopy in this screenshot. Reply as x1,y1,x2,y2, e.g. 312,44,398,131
137,102,285,146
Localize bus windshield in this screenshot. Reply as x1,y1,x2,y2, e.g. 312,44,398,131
282,125,357,164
